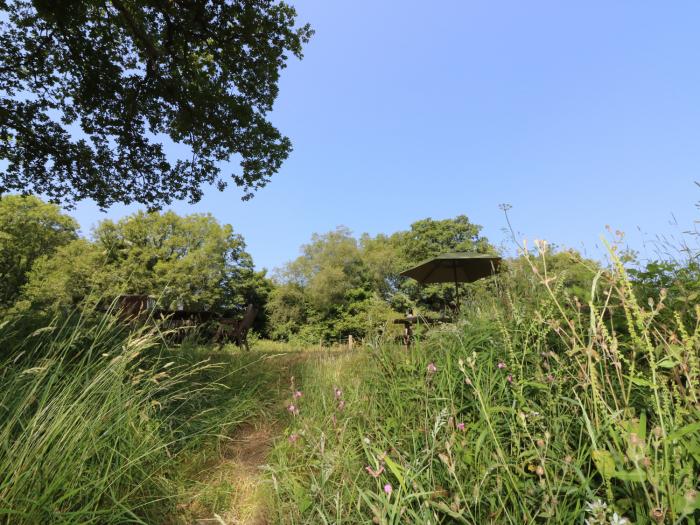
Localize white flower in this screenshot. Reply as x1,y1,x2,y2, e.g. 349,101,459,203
585,499,607,515
609,513,629,525
584,499,609,524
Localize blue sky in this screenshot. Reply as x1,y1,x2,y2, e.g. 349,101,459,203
71,0,700,271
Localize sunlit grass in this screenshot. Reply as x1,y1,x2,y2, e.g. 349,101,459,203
0,312,273,524
267,242,700,524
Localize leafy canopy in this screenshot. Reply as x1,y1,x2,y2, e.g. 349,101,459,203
22,210,257,313
0,195,78,308
268,216,495,342
0,0,312,208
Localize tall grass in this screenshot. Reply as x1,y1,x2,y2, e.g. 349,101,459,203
268,242,700,524
0,310,263,524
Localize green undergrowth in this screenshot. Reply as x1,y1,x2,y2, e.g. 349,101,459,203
267,247,700,524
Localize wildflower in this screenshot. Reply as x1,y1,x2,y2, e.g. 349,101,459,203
546,374,555,383
334,387,342,399
384,483,393,496
366,465,384,478
497,361,506,369
289,433,299,443
293,390,303,399
427,362,437,374
456,422,465,431
338,399,346,411
287,404,299,416
506,374,513,383
609,512,629,525
585,499,607,515
584,499,608,524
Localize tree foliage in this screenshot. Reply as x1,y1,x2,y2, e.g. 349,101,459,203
0,195,78,308
0,0,312,208
21,210,258,313
268,217,495,342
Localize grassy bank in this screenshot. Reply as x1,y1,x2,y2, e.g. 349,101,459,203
267,248,700,524
0,311,277,524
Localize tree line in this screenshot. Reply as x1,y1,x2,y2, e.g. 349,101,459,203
3,194,696,344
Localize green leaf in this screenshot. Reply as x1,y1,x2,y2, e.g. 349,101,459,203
612,470,646,482
592,449,616,479
430,501,470,523
383,455,406,490
673,487,700,516
626,376,657,388
291,479,312,514
657,357,679,369
667,422,700,442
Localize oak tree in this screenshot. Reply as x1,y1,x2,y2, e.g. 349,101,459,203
0,0,312,208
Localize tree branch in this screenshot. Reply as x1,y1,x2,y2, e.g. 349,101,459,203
110,0,161,61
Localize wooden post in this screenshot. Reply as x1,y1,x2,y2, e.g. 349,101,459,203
348,334,354,350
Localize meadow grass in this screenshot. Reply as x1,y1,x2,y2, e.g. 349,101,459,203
0,310,274,524
267,245,700,524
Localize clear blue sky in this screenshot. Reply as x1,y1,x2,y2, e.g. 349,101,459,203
71,0,700,271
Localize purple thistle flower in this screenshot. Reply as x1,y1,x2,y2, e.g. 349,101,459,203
293,390,303,399
457,422,465,431
506,374,513,384
427,362,437,374
287,403,299,416
384,483,393,496
497,361,506,369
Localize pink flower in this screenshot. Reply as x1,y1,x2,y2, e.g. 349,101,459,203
506,374,513,384
456,422,465,431
497,362,506,369
546,374,554,383
427,362,437,374
293,390,303,399
384,483,393,496
289,433,299,443
365,465,384,478
287,404,299,416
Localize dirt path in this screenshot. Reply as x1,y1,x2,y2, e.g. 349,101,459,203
181,351,309,525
